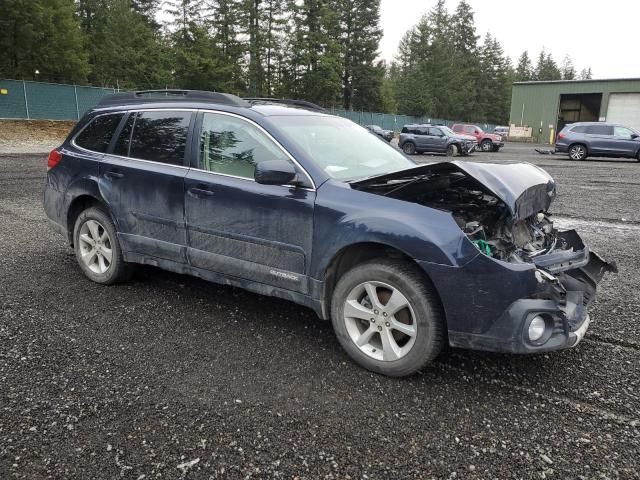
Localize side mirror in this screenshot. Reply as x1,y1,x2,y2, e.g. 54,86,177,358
631,133,639,139
254,160,298,186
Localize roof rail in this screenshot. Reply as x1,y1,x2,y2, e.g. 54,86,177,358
97,89,249,108
244,97,326,112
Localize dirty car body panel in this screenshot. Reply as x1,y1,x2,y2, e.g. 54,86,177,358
44,93,616,359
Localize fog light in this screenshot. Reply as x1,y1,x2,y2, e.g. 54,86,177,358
528,316,546,342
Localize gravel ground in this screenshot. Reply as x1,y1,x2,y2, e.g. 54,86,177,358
1,144,639,479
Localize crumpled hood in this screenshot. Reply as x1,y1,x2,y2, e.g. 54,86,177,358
351,160,556,221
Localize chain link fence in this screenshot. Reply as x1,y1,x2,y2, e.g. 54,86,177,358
0,79,497,132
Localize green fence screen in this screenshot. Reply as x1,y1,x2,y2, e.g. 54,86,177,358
0,79,497,132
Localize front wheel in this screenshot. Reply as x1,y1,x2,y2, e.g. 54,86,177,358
331,259,445,377
481,139,493,152
402,142,416,155
446,144,458,157
73,207,131,285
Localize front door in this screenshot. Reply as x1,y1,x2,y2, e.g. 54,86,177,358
100,110,193,263
184,111,315,294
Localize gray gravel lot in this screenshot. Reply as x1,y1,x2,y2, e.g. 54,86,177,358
1,143,639,479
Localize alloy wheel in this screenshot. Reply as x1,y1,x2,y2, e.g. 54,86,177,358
78,219,113,274
570,145,586,160
343,281,417,361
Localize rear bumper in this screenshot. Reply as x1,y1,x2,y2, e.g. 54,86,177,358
419,233,616,355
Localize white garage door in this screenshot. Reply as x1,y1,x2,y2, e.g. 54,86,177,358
607,93,640,131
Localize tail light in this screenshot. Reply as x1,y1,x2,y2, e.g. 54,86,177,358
47,149,62,170
557,132,566,140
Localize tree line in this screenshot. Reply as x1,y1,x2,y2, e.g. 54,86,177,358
0,0,592,124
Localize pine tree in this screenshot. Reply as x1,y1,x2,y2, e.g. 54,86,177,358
535,49,562,81
560,54,576,80
578,67,593,80
515,51,533,81
92,0,171,88
0,0,90,82
449,0,479,120
209,0,246,93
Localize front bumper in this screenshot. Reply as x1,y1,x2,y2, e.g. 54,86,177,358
419,231,616,354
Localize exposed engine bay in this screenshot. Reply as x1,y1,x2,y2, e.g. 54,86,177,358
351,164,571,265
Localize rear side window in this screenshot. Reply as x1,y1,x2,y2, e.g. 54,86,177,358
570,125,588,134
127,111,191,165
586,125,613,135
75,113,123,153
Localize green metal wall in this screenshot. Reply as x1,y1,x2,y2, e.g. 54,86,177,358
0,79,115,120
509,79,640,144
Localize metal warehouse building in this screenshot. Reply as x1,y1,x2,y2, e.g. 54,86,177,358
509,78,640,144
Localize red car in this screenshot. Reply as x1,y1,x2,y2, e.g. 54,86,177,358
452,124,504,152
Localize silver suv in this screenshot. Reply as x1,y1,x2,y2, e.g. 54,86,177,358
555,122,640,161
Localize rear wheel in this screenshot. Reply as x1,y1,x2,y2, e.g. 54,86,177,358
481,139,493,152
331,259,444,377
402,142,416,155
446,144,458,157
569,144,587,160
73,207,131,285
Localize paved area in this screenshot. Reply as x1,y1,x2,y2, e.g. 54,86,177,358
1,144,638,479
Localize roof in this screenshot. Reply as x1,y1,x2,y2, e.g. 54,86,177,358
514,77,640,86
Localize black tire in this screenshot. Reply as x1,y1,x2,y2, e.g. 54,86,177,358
330,259,445,377
73,206,132,285
481,139,493,152
402,142,416,155
446,144,458,157
568,143,588,160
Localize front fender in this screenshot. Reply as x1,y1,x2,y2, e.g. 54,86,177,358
310,181,479,279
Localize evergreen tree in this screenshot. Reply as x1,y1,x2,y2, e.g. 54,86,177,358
0,0,90,82
578,67,593,80
337,0,383,110
209,0,246,93
560,54,576,80
449,0,479,120
515,51,533,81
535,49,562,81
92,0,171,88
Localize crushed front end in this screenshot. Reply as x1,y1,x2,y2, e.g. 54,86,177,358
351,161,617,353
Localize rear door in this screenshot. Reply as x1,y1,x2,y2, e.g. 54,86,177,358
184,111,316,294
585,124,613,154
100,109,193,264
414,126,430,150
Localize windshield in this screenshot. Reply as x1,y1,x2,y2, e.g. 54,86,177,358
439,126,456,136
276,116,415,180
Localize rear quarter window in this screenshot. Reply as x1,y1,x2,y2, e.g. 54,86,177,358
74,113,124,153
570,125,588,134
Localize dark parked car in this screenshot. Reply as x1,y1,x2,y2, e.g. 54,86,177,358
555,122,640,161
399,124,477,156
44,90,616,377
365,124,394,142
452,123,504,152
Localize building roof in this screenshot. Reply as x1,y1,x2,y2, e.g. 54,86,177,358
514,78,640,86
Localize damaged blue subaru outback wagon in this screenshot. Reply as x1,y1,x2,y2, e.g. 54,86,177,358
44,90,616,377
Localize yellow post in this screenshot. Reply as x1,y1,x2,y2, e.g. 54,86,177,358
549,128,555,145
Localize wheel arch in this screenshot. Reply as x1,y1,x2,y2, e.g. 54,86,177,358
321,242,445,325
66,194,113,246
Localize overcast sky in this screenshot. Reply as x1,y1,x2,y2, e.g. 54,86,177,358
380,0,639,78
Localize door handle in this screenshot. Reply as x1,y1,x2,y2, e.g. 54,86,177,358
188,187,215,198
104,170,124,180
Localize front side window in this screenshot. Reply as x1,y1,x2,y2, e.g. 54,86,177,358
429,127,443,136
200,112,292,179
75,113,123,153
126,111,191,165
614,126,634,138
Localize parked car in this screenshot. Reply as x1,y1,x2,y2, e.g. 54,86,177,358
365,124,394,142
494,126,509,137
399,124,477,156
555,122,640,161
44,90,616,377
452,123,504,152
